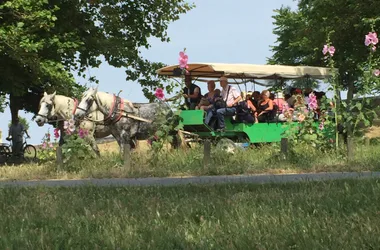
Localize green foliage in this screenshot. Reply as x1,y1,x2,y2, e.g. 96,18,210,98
61,133,96,172
269,1,380,139
282,94,336,151
147,49,189,155
8,116,30,131
269,1,380,90
38,130,57,161
0,0,195,115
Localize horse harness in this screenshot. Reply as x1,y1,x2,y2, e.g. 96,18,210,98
37,98,79,123
100,94,152,125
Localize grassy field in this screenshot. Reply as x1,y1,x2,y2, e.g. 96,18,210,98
0,179,379,249
1,139,380,180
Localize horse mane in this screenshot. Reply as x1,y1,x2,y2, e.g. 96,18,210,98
95,91,135,113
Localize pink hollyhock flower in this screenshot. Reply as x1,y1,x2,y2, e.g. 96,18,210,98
179,51,188,69
42,142,47,149
69,124,75,132
154,88,165,100
78,128,89,139
63,121,69,129
372,46,377,52
322,44,335,57
328,46,335,56
365,32,379,46
322,45,328,55
54,128,60,139
308,93,318,110
374,69,380,77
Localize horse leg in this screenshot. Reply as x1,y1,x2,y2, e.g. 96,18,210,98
81,122,101,157
88,133,101,157
120,130,132,159
59,122,65,146
110,130,123,158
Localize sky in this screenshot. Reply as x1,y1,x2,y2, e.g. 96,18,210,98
0,0,340,145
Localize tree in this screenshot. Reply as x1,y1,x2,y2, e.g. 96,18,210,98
0,0,195,122
268,0,380,136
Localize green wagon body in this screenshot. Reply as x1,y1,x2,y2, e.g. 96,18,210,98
156,62,336,144
178,110,334,144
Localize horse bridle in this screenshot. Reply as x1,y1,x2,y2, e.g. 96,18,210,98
76,94,95,116
36,102,54,120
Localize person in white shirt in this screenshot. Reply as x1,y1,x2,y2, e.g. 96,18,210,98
204,76,241,131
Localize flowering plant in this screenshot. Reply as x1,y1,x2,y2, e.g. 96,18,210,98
59,118,95,171
147,49,189,154
39,129,57,161
325,26,380,151
283,91,335,151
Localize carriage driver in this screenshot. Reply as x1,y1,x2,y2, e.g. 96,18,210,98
165,74,202,110
7,117,30,157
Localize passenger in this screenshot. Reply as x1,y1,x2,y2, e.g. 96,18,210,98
273,92,286,113
256,90,275,123
273,92,289,122
252,91,261,108
304,88,313,104
204,76,242,131
235,92,258,124
196,80,220,111
287,88,302,108
284,93,291,102
269,92,275,100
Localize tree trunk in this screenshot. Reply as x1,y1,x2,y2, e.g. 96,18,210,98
9,94,20,124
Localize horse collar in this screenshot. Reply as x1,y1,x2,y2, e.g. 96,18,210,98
104,95,124,125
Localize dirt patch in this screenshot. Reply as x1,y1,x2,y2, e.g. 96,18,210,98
364,126,380,139
98,140,151,153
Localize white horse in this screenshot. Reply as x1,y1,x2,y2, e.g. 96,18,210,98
74,87,183,156
35,91,111,156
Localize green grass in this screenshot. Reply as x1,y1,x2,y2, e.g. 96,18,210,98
0,142,380,181
1,179,380,248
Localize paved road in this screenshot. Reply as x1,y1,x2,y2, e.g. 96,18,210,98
0,171,379,188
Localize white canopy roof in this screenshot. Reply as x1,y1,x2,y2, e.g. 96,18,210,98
156,63,334,80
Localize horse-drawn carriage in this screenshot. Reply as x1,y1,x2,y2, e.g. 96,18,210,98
36,62,334,155
156,63,335,146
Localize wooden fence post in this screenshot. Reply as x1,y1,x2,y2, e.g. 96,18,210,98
203,140,211,169
56,146,63,171
123,144,131,171
339,134,345,149
347,137,354,161
365,137,370,147
281,138,288,156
